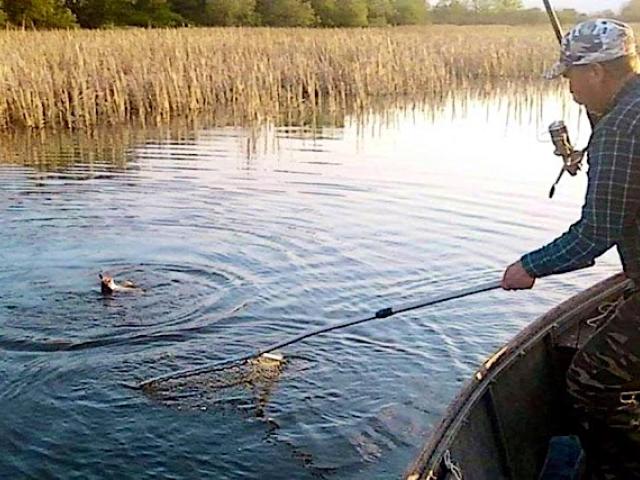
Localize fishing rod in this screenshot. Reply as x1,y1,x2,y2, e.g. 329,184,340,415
543,0,563,43
543,0,595,199
133,279,502,390
544,0,575,198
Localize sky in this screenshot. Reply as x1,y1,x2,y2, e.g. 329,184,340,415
521,0,626,13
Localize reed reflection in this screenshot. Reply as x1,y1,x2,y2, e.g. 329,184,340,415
0,80,575,174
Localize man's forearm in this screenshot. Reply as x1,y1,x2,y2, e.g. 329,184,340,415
521,223,609,277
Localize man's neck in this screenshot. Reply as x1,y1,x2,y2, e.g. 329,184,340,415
600,72,639,114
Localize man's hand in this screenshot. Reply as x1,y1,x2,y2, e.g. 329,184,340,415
502,261,536,290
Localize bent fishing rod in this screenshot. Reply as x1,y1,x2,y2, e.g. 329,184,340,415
133,279,502,390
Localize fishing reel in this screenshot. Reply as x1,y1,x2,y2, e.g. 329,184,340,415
548,120,586,198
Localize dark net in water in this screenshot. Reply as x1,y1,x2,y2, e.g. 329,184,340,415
141,355,311,415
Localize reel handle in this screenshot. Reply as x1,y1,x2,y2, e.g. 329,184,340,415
548,166,565,199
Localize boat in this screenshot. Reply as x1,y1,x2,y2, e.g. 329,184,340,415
405,272,632,480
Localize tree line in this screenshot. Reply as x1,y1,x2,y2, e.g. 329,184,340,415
0,0,638,29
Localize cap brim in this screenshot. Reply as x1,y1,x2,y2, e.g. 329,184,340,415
544,61,568,80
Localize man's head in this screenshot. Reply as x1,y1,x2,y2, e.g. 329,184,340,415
546,19,640,113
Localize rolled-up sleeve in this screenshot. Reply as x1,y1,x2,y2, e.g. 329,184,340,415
521,125,640,278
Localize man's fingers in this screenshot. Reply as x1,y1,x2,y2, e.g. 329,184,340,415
501,268,512,290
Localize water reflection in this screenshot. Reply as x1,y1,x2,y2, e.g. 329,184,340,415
0,79,572,168
0,82,618,480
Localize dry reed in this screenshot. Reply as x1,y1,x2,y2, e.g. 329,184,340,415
0,25,560,131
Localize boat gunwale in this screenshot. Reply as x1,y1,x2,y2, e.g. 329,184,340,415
405,272,630,480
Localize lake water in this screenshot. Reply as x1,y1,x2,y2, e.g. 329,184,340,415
0,84,621,479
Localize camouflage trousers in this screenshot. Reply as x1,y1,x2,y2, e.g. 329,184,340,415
566,291,640,479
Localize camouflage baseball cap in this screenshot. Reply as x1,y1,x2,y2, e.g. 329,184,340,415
545,19,637,80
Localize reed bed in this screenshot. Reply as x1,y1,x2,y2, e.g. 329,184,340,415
0,25,561,131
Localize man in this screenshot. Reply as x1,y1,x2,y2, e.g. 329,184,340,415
501,19,640,479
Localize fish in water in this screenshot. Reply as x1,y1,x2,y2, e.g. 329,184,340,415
99,273,141,295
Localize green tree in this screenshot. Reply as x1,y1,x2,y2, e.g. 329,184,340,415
431,0,548,24
0,0,6,24
431,0,466,23
311,0,369,27
392,0,428,24
203,0,257,26
333,0,368,26
367,0,394,25
4,0,77,27
169,0,257,26
130,0,185,26
310,0,336,25
67,0,183,27
65,0,116,28
166,0,206,24
256,0,315,26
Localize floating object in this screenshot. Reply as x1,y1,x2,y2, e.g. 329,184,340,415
99,273,141,295
259,352,284,363
404,273,630,480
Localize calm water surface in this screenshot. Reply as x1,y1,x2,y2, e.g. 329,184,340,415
0,86,621,479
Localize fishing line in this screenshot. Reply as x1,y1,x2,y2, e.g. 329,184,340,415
132,279,502,392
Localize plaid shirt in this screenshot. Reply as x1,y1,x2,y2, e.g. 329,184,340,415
522,75,640,280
